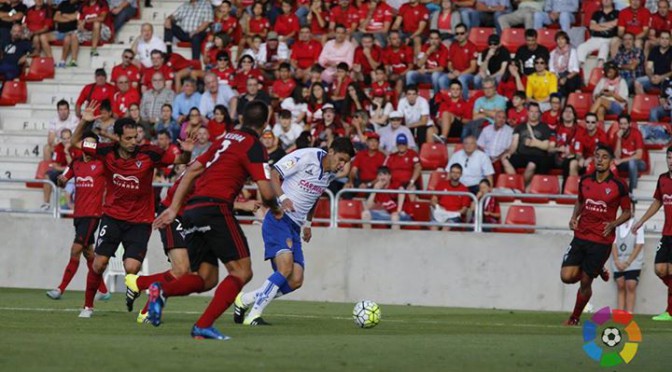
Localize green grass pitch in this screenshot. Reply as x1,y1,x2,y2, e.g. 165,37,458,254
0,288,669,371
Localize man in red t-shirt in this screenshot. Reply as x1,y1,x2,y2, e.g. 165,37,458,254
392,0,429,51
437,80,469,139
383,30,414,95
346,132,386,188
572,113,608,173
271,62,297,100
70,102,194,318
141,50,174,93
75,68,116,118
632,146,672,321
290,26,323,83
406,30,449,94
111,49,141,90
612,113,646,192
352,33,382,84
112,74,140,118
612,0,650,54
506,91,528,127
646,0,672,53
77,0,112,56
431,163,471,230
361,166,412,229
46,132,108,301
562,145,631,326
329,0,361,34
356,0,393,47
447,23,478,100
151,101,281,339
274,0,301,42
383,133,422,191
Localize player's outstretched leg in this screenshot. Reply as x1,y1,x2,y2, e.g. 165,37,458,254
146,273,208,326
48,242,87,299
566,274,594,326
87,255,110,301
652,264,672,321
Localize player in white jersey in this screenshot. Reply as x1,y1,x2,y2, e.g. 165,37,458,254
234,138,355,325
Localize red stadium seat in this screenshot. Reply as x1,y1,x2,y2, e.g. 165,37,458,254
496,205,536,234
469,27,495,52
338,199,363,228
402,200,432,230
501,28,526,51
537,29,558,50
523,175,560,203
582,0,603,27
0,80,27,106
419,143,448,170
423,170,448,200
567,93,593,119
582,67,603,93
26,161,51,189
631,94,659,121
24,57,55,81
312,197,332,227
418,88,432,100
495,174,525,202
558,175,580,205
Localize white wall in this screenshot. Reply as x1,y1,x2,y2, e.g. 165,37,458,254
0,216,666,314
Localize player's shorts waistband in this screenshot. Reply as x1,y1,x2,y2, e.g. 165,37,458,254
185,197,232,210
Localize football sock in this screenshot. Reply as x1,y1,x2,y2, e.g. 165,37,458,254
241,277,294,308
86,258,108,294
58,258,80,293
136,270,175,291
84,270,103,308
666,275,672,314
571,287,592,320
162,274,205,297
246,272,287,320
195,275,243,328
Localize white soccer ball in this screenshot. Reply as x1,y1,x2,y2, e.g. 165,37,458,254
601,327,622,347
353,300,381,328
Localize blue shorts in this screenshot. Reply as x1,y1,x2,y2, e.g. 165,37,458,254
53,31,69,41
262,212,305,268
607,101,624,115
370,209,412,222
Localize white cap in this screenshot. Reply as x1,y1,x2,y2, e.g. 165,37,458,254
389,111,403,119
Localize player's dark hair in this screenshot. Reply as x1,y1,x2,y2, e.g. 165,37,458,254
157,129,171,139
99,99,112,112
330,137,356,158
56,99,69,109
114,118,139,136
595,144,615,159
242,100,269,130
525,29,537,38
450,163,463,172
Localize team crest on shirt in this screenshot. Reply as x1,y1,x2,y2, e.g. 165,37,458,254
605,188,611,195
91,165,96,170
136,161,142,168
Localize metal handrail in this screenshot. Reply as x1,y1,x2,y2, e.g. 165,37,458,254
0,178,59,218
334,188,480,230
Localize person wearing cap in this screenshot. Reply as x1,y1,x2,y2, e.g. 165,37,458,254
258,31,290,79
383,133,422,192
475,34,510,89
260,129,286,165
163,0,214,60
346,132,386,190
75,68,117,118
318,23,356,84
361,166,413,230
590,62,628,122
378,110,417,154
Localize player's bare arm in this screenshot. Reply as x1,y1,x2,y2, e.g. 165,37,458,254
272,168,294,212
257,178,283,218
153,160,205,230
603,207,632,237
632,199,662,233
303,201,318,243
71,100,101,148
569,200,583,230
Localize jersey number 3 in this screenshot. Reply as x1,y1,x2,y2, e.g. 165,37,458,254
205,140,232,168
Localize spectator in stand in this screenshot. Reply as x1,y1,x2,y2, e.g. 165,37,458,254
111,49,141,90
312,103,345,147
237,76,272,123
306,0,330,44
210,51,236,86
107,0,137,36
430,163,470,230
346,132,386,189
329,0,360,36
577,0,619,69
319,24,355,84
352,33,382,85
393,0,429,53
141,50,174,93
171,77,201,123
0,24,30,80
155,103,180,141
343,83,370,117
526,56,557,112
75,68,116,118
307,83,330,125
290,25,322,83
0,0,26,49
515,29,550,76
92,99,117,142
477,110,514,173
370,67,393,102
192,126,211,158
39,0,78,68
507,91,528,127
406,30,449,95
650,78,672,122
273,109,304,151
112,75,140,118
41,128,73,210
501,103,555,188
551,104,582,185
271,62,297,100
131,23,166,69
611,0,650,57
127,102,141,124
260,129,286,165
476,34,510,88
179,106,204,140
368,92,393,131
164,0,213,60
206,104,233,139
244,2,270,46
135,124,151,145
232,54,264,94
140,72,176,126
45,100,79,162
590,62,628,122
75,0,112,58
281,86,308,125
258,31,290,80
635,30,672,94
541,93,561,129
497,63,527,101
437,80,470,139
430,0,461,41
156,129,181,158
646,0,672,54
378,111,417,154
448,135,495,194
454,0,477,30
476,178,501,228
213,2,241,52
463,77,507,139
331,62,352,110
612,32,645,91
382,30,413,97
25,0,50,57
354,0,393,47
274,0,300,44
572,112,608,173
612,113,646,191
383,133,422,192
472,0,511,33
361,166,412,230
447,23,478,100
549,31,580,98
397,85,435,145
199,71,238,119
533,0,578,32
241,34,264,66
498,0,544,30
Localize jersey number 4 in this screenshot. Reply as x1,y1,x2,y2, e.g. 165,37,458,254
205,140,232,168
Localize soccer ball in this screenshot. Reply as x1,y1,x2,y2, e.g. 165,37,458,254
353,300,381,328
601,327,622,347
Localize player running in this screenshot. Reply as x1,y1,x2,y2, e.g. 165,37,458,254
46,132,109,300
71,101,193,318
561,144,631,325
632,146,672,321
234,139,355,325
151,101,281,340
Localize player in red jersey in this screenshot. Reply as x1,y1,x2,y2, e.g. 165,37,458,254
150,101,281,339
632,146,672,321
70,101,194,318
561,145,631,325
46,132,109,301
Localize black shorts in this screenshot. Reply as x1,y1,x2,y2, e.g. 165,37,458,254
73,217,100,247
157,205,187,255
614,270,641,281
95,215,152,262
654,236,672,264
509,154,553,174
561,237,611,278
183,202,250,272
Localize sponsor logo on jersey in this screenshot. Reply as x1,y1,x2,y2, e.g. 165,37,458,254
663,194,672,205
585,198,608,213
299,179,325,195
112,174,140,190
75,176,95,188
